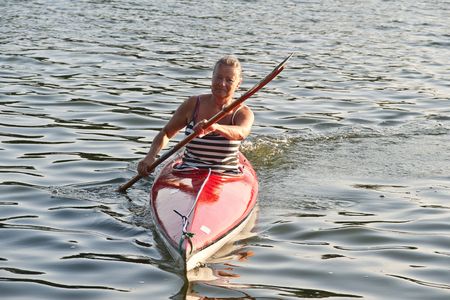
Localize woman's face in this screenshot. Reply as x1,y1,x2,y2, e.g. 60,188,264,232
211,64,241,100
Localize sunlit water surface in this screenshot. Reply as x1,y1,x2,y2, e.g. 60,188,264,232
1,0,449,299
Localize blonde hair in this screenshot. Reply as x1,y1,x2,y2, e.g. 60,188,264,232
213,55,242,78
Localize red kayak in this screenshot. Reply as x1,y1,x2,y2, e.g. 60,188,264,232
150,152,258,271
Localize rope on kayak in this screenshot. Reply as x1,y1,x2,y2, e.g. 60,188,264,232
174,168,212,255
173,210,194,254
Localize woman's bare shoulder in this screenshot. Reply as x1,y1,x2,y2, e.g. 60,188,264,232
238,104,254,116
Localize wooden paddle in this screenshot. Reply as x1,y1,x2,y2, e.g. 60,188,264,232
118,53,294,193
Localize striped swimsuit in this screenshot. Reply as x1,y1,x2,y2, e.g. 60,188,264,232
176,97,242,173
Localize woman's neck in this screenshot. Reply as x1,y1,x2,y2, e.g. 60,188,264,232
212,95,232,110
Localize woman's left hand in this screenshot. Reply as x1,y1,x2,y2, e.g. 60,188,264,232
193,120,216,137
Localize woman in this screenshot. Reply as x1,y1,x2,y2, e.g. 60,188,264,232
137,55,254,176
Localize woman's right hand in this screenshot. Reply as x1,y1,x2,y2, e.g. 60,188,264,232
137,156,156,177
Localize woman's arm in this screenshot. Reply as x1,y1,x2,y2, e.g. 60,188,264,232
194,106,254,140
137,97,196,176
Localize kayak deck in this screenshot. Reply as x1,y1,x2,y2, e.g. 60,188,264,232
150,152,258,270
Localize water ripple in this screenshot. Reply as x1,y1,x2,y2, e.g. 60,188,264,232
0,276,129,293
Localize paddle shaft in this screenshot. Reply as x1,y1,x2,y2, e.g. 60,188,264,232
117,53,293,193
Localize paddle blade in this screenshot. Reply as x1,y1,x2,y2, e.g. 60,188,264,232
118,175,142,193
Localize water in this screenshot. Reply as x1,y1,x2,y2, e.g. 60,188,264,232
1,0,449,299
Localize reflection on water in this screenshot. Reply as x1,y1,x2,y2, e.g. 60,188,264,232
1,0,450,299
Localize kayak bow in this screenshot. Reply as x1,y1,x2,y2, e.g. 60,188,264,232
150,152,258,270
